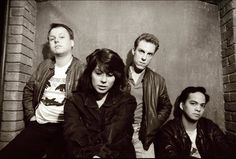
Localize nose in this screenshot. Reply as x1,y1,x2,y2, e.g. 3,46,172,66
195,105,201,112
54,38,59,44
141,54,147,61
100,74,107,83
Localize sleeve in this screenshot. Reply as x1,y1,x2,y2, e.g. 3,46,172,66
23,62,43,123
156,79,172,127
210,122,232,157
64,94,137,158
156,123,179,158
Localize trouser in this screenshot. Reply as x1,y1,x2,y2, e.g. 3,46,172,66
0,121,65,158
132,123,155,158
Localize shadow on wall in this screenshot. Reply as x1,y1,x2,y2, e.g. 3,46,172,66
126,49,133,66
42,42,54,60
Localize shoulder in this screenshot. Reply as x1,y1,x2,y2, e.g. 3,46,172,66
198,117,223,132
71,56,85,68
145,67,165,82
67,92,86,104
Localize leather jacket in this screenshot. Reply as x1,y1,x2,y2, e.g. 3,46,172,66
127,66,172,150
23,56,84,123
156,117,230,158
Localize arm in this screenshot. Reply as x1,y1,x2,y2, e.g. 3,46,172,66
156,123,179,158
23,64,42,123
157,79,172,127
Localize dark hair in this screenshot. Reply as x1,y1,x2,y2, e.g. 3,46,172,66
173,86,210,118
134,33,159,53
47,23,74,40
77,48,127,94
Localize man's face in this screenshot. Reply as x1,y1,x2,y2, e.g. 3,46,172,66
48,27,74,55
132,40,156,71
180,92,206,122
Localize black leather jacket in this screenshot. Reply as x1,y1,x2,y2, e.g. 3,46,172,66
23,56,84,123
156,117,230,158
127,66,172,150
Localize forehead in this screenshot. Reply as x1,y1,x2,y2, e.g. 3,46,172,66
187,92,206,103
49,27,69,36
137,40,156,51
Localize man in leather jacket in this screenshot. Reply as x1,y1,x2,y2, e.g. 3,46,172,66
126,33,172,158
0,23,84,158
156,86,231,158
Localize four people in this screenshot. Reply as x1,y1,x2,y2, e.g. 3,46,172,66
0,22,230,158
126,33,172,158
0,23,84,158
156,86,230,158
64,48,137,158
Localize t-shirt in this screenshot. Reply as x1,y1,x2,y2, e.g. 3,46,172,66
35,59,72,124
186,129,201,158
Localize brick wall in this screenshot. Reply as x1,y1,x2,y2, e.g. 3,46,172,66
219,0,236,147
0,0,36,149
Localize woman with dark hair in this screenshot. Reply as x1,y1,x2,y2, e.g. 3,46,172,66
64,48,136,158
156,86,231,158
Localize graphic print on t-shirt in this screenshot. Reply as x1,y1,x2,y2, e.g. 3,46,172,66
41,77,66,107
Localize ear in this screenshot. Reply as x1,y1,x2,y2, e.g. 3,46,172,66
132,48,135,55
71,40,74,48
180,102,184,110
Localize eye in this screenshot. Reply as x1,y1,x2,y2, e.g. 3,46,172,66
200,103,206,108
147,52,154,56
107,72,114,77
190,102,197,106
59,36,65,39
49,37,55,41
94,69,103,75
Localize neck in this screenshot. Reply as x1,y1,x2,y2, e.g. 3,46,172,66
132,63,145,74
96,92,108,108
55,52,73,67
181,115,198,131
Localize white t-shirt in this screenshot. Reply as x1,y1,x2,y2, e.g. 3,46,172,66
35,59,72,124
186,129,201,158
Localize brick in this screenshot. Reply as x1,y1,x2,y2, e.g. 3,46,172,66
221,44,235,58
7,53,33,67
225,111,232,121
7,44,22,53
224,93,230,101
4,81,25,91
224,82,236,92
232,112,236,121
221,9,233,26
1,121,25,131
0,142,8,150
10,8,25,16
223,75,230,84
10,0,26,7
8,35,34,50
221,40,227,49
2,111,24,121
2,101,23,111
219,0,231,10
9,26,34,42
225,121,236,132
230,92,236,101
26,1,37,17
229,54,236,64
9,16,24,25
0,131,21,142
222,57,229,67
23,7,36,25
223,63,236,75
5,63,32,75
5,72,30,83
3,91,23,101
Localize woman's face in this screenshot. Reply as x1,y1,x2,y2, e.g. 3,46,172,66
91,65,115,96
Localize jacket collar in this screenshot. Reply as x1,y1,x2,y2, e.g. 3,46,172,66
84,91,118,108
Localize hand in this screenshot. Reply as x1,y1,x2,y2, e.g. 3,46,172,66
30,116,36,121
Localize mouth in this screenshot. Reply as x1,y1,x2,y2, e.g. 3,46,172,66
97,85,107,90
55,45,62,49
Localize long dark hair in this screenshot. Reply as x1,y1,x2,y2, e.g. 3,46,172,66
77,48,127,95
173,86,210,118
